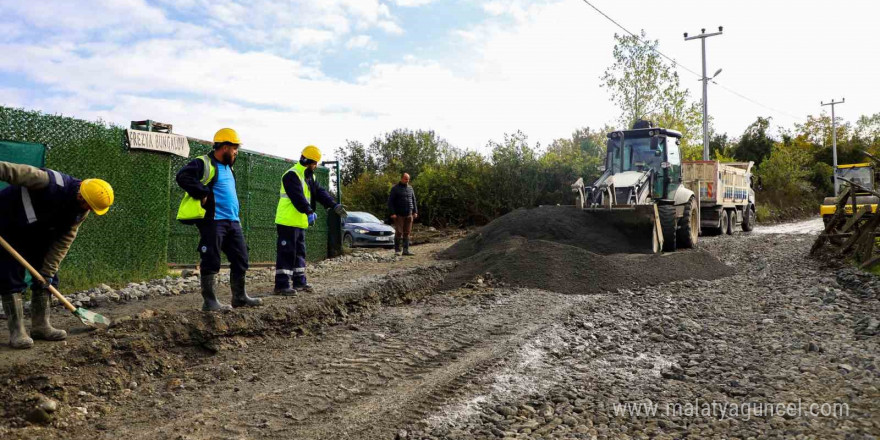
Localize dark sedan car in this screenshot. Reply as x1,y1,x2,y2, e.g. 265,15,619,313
342,211,396,248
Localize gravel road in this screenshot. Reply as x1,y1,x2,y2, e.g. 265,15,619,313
0,219,877,440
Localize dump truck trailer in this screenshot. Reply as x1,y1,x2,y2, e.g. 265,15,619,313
682,160,756,234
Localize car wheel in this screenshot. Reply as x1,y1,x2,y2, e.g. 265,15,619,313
343,233,354,249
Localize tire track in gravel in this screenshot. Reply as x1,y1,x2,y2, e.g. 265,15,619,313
94,288,581,440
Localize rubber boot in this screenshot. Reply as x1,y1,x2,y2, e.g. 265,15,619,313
200,274,232,312
230,274,262,308
30,288,66,341
394,237,401,256
402,238,414,256
273,286,297,296
292,282,314,293
2,293,34,349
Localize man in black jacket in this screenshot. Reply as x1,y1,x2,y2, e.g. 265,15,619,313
273,145,347,295
175,128,262,312
387,172,418,256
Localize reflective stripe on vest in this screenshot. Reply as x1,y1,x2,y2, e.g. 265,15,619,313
274,163,311,228
176,155,217,221
21,187,37,224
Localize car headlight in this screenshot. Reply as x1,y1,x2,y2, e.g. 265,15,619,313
354,228,369,234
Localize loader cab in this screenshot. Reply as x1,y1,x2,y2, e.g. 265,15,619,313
606,126,683,200
835,163,874,194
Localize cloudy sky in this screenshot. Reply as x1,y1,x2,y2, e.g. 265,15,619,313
1,0,877,159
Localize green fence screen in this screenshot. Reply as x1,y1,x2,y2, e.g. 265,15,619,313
0,106,331,291
0,140,46,190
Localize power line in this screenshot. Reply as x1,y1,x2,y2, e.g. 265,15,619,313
578,0,804,123
711,80,803,121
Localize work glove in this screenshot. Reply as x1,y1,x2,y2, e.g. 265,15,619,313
333,203,348,219
307,212,318,226
32,273,58,291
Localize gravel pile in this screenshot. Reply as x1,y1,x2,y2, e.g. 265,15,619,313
409,232,880,439
440,206,735,293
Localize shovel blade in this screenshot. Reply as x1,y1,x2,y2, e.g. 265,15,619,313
584,204,663,254
73,307,111,330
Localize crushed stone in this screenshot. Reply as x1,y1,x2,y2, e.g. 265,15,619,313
440,206,735,293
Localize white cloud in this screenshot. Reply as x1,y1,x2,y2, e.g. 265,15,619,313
2,0,880,162
377,20,405,35
289,28,337,51
346,35,377,50
392,0,438,6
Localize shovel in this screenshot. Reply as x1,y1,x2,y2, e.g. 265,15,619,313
0,235,111,329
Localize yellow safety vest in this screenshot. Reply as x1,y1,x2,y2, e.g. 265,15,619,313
176,155,216,222
275,163,311,228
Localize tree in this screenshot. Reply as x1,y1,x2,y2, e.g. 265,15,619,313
368,129,450,179
335,140,377,186
601,30,702,151
733,117,775,166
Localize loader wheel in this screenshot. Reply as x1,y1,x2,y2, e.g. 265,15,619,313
742,204,756,232
677,197,698,249
659,204,677,252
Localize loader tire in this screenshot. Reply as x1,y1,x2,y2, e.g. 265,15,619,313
659,204,677,252
677,197,698,249
742,204,756,232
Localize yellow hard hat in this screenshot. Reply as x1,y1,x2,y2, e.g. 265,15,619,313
302,145,321,162
213,128,241,145
80,179,114,216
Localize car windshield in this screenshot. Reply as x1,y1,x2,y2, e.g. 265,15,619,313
837,166,873,189
609,136,664,173
348,212,381,224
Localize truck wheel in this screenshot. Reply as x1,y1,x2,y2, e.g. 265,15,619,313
726,209,735,235
742,204,756,232
719,209,729,236
659,204,677,252
676,197,698,249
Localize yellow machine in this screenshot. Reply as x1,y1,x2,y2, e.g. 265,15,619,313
820,163,878,223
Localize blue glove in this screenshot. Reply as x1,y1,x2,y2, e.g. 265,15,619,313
32,274,58,291
308,212,318,226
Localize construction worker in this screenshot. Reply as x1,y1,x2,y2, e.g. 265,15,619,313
274,145,347,295
388,172,418,256
176,128,262,311
0,161,113,349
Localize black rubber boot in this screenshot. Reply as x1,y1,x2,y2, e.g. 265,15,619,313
2,293,34,349
230,274,262,308
292,282,314,293
200,274,232,312
30,288,66,341
273,287,298,296
402,238,414,256
394,237,401,256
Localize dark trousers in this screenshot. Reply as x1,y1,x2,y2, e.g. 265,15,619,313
393,215,414,239
0,229,58,295
196,220,249,277
275,225,307,289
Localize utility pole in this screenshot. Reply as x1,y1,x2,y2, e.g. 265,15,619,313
821,98,845,195
684,26,723,160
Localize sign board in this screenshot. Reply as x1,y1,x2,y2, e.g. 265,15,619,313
125,129,190,157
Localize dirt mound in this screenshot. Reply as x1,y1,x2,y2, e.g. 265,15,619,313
441,206,651,258
441,206,735,293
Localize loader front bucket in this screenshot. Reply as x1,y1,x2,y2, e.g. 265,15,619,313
584,204,663,254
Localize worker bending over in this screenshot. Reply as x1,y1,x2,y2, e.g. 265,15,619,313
0,161,113,349
176,128,262,311
274,145,347,295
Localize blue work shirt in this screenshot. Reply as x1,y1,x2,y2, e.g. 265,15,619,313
212,163,240,221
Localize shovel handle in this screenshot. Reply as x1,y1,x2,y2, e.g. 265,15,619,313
0,235,77,313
